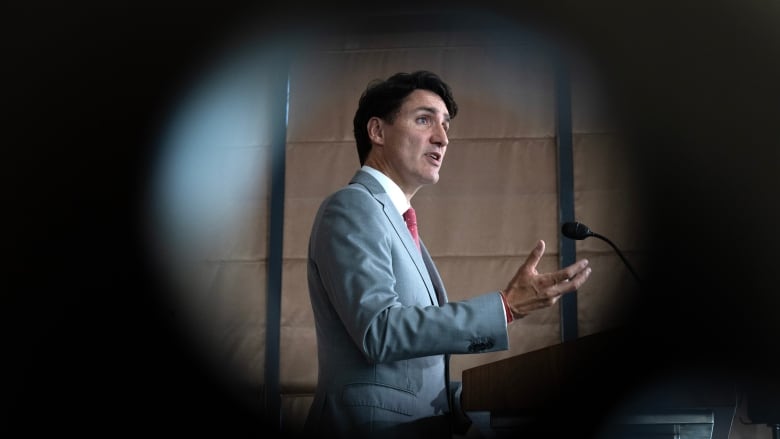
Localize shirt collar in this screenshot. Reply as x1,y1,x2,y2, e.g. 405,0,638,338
361,165,410,216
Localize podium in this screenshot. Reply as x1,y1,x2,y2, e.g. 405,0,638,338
461,329,737,439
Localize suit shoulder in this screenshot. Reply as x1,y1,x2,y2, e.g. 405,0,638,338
321,183,378,209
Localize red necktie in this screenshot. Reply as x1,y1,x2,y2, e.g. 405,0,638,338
403,207,420,252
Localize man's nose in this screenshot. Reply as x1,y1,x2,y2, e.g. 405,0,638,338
432,124,448,147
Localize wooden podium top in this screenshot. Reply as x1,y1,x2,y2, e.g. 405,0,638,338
461,328,626,412
460,328,738,439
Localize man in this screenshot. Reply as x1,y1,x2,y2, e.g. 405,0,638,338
303,71,591,439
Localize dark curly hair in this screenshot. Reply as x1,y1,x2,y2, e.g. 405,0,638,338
353,71,458,166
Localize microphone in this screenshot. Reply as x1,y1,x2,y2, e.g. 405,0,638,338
561,221,642,285
561,221,594,240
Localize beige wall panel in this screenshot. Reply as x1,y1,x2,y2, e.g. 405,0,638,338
187,261,268,387
427,139,558,196
572,125,646,345
288,45,556,143
288,49,451,143
572,133,647,251
278,258,319,392
415,193,559,257
279,325,319,393
440,45,556,139
281,259,313,327
574,190,647,253
575,254,640,337
221,324,267,388
283,197,328,260
506,308,563,354
157,144,271,262
414,137,559,255
208,262,267,322
285,142,360,198
286,53,358,143
220,145,273,202
180,145,271,389
284,141,361,261
210,199,269,261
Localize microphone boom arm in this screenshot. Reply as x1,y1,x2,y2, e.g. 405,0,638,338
590,232,642,285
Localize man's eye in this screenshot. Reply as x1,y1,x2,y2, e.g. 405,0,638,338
416,116,430,124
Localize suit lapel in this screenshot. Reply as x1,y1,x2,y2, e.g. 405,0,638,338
421,242,448,306
350,171,439,307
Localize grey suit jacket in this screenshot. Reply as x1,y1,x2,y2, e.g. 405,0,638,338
303,170,509,439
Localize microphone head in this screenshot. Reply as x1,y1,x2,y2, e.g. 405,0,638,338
562,221,593,240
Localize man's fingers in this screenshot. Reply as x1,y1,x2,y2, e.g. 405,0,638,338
522,240,545,271
552,266,592,294
545,259,588,289
560,259,589,281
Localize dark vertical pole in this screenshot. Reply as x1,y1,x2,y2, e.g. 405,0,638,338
265,60,290,432
555,56,578,343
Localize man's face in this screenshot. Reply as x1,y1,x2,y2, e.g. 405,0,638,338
373,89,450,197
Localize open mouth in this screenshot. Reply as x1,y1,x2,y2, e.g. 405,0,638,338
425,152,442,163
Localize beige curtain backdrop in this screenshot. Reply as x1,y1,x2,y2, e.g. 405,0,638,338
278,29,644,434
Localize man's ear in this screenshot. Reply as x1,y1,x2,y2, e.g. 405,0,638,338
367,117,385,146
